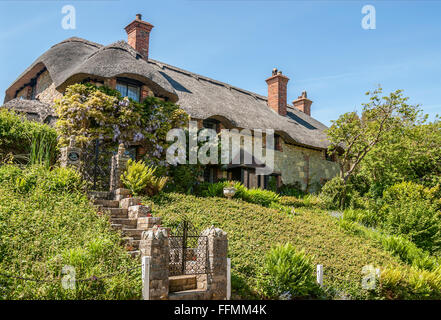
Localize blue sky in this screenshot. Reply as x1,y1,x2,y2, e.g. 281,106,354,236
0,0,440,126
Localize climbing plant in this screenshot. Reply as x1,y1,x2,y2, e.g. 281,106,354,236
54,83,189,161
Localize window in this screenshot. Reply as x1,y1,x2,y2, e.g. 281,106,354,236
116,80,141,102
202,119,220,133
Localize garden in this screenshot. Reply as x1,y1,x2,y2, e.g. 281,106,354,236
0,84,440,299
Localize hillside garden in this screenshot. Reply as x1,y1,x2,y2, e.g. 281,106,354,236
0,85,440,299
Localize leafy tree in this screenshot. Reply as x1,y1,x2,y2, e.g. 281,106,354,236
360,118,441,194
327,87,420,184
326,87,421,206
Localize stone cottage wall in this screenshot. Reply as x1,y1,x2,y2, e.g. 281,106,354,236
274,140,339,192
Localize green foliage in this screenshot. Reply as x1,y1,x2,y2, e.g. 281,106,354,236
54,83,188,163
242,188,280,207
361,118,441,190
0,165,140,299
327,87,420,183
0,164,84,194
343,209,380,228
144,193,402,299
121,159,167,196
378,182,441,253
199,181,279,207
256,243,321,299
0,109,58,164
381,235,439,271
380,266,441,299
165,164,204,194
279,182,306,198
279,194,324,209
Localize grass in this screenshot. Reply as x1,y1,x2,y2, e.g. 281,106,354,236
0,165,141,299
144,192,403,299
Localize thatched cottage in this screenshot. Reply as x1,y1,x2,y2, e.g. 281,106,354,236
2,14,338,191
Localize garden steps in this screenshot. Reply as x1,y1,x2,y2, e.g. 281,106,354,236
121,228,144,239
169,275,198,293
93,199,119,208
112,218,138,228
103,208,129,218
168,289,209,300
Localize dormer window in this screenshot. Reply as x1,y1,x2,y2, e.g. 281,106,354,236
116,78,141,102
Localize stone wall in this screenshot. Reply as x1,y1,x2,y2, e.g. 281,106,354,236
139,225,228,300
221,129,339,192
274,140,339,192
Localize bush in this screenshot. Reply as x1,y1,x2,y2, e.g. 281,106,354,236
343,208,380,228
279,181,306,197
319,177,349,210
0,165,140,299
243,188,280,207
121,159,168,196
380,266,441,299
0,109,58,164
257,243,321,299
381,235,439,271
0,164,84,194
279,194,324,209
379,182,441,253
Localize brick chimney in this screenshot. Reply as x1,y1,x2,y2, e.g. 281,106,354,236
125,14,154,60
293,91,312,116
266,68,289,116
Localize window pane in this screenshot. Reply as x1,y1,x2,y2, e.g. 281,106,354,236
127,85,140,102
116,83,127,97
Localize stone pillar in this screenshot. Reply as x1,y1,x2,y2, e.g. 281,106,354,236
60,136,82,170
203,226,228,300
110,143,131,192
139,226,170,300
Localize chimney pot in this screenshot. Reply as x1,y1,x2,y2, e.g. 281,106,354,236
136,13,142,20
266,69,289,116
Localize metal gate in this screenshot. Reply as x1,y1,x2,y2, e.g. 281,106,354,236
169,220,208,276
81,139,116,191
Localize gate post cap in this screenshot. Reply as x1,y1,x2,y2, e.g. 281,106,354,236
201,225,227,238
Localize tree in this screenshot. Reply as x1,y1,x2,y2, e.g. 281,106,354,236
327,87,420,184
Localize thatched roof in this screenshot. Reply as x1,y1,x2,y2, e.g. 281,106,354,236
147,59,330,149
4,37,178,102
3,37,331,150
2,98,56,124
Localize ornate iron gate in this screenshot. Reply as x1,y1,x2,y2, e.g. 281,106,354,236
169,220,208,276
81,139,116,191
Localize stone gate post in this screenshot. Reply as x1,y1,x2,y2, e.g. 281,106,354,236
203,226,228,300
110,143,131,192
139,226,170,300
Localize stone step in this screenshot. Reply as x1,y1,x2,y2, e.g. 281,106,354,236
168,289,209,300
111,223,123,230
93,199,120,208
169,275,197,293
122,228,144,240
122,237,140,250
103,208,128,218
111,218,137,228
89,191,111,200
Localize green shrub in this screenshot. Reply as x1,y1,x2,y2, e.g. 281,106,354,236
337,219,365,236
380,266,441,299
379,182,441,253
257,243,321,299
279,194,324,209
242,188,280,207
319,177,349,209
381,235,439,271
0,165,140,299
279,182,306,197
343,208,381,228
0,109,58,164
121,159,167,196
